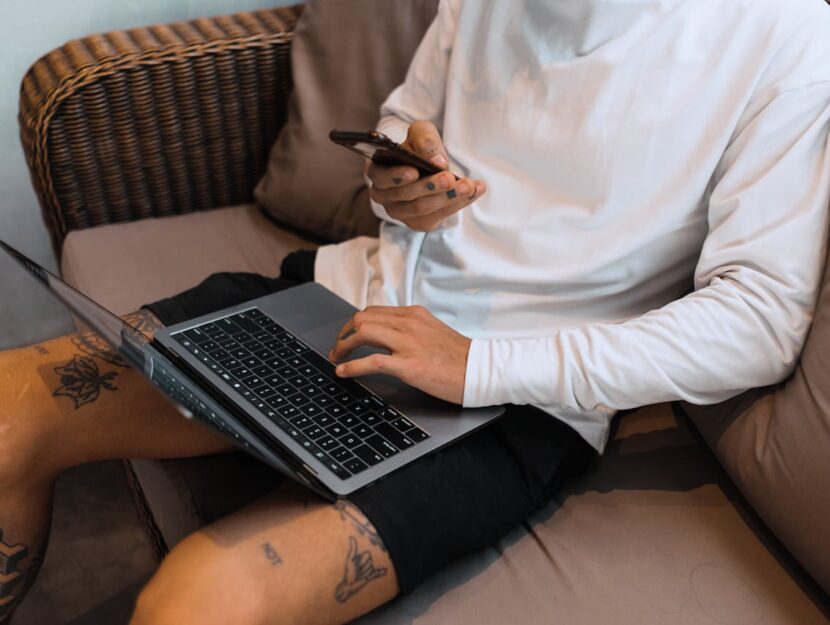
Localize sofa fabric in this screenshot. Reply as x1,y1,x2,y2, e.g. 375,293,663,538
59,211,828,623
61,204,318,316
253,0,439,243
682,228,830,593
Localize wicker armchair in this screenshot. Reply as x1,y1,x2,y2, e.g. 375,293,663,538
19,5,304,259
18,5,305,559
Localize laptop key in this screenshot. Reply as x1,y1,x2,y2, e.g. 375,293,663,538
339,434,362,450
392,417,416,432
303,426,326,440
351,424,372,439
310,448,331,464
375,422,415,450
312,413,334,428
329,446,352,462
326,424,347,438
340,414,359,428
325,460,351,480
366,434,399,458
343,457,369,475
317,436,338,451
361,412,381,426
290,415,312,429
304,404,323,417
406,427,429,443
254,348,273,361
352,445,384,466
183,328,210,344
316,395,334,408
232,312,259,333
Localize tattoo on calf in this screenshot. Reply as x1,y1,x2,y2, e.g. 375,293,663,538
262,543,283,567
0,529,30,623
52,356,118,409
335,536,387,604
334,501,387,553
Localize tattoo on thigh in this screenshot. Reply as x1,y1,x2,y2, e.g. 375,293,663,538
261,543,283,567
72,309,163,367
0,529,31,623
335,536,387,604
334,501,387,553
52,356,118,409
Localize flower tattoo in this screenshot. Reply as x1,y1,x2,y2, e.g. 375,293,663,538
52,356,118,409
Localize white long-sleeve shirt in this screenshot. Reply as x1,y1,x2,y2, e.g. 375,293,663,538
314,0,830,452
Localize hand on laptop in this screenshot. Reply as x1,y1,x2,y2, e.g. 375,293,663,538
328,304,471,405
366,120,487,232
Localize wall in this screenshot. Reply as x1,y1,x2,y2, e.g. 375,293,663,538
0,0,298,349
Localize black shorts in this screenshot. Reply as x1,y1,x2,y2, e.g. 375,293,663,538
144,250,595,595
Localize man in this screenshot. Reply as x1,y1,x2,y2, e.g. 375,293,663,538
2,0,830,623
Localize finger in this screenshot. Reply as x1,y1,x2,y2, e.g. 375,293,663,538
366,162,419,190
335,353,403,379
386,177,481,221
329,323,405,363
402,120,449,169
333,308,411,345
370,169,456,205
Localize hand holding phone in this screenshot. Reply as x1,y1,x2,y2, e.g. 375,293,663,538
330,121,487,232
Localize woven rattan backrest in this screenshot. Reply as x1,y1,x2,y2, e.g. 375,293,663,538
18,6,304,257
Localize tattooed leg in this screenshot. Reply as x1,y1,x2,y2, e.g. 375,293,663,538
131,483,398,625
0,309,237,620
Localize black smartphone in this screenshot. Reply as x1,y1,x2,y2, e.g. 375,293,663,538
329,130,449,178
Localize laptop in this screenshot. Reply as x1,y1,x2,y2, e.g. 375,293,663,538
1,239,504,500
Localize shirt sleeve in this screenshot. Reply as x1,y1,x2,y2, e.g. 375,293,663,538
463,82,830,451
370,0,460,223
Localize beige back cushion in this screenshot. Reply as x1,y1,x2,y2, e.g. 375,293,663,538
683,238,830,592
254,0,440,243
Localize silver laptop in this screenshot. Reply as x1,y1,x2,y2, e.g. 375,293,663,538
1,240,504,500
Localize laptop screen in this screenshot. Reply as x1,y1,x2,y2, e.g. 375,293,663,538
0,239,149,370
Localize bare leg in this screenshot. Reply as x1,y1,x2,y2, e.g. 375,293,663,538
131,481,400,625
0,311,234,622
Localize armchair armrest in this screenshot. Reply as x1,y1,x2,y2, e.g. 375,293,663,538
18,5,304,257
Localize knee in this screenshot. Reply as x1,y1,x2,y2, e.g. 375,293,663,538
0,412,49,490
130,534,290,625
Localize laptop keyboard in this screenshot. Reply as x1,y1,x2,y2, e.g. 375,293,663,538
171,308,430,479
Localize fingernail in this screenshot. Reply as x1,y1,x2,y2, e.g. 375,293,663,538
458,183,471,195
430,154,447,167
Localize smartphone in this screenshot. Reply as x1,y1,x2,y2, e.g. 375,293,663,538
329,130,450,178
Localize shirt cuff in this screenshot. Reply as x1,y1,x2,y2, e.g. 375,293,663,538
462,337,560,407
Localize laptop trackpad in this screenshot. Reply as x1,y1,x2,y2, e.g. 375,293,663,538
300,320,404,395
300,319,450,407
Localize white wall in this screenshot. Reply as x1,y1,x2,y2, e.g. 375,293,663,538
0,0,298,349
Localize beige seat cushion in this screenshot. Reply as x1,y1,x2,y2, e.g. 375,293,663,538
60,211,826,623
357,405,827,625
61,205,318,315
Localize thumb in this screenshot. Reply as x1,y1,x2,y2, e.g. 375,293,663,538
402,120,448,169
